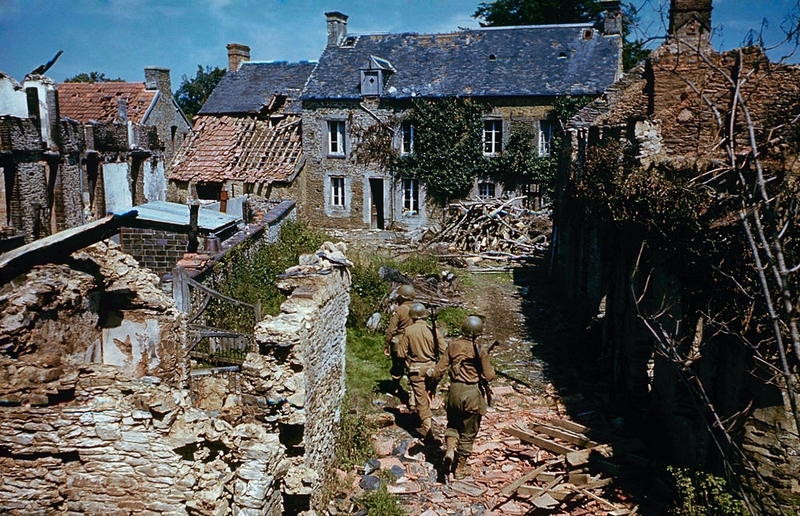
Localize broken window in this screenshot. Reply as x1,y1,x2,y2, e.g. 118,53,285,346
538,120,553,157
402,177,419,214
401,121,414,155
328,121,345,157
478,181,495,199
331,177,345,208
483,120,502,156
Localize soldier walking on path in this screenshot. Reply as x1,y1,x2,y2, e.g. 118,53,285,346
384,284,416,408
399,302,445,441
431,315,496,480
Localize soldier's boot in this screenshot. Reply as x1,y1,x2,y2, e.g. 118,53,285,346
443,437,457,472
454,454,471,480
407,386,417,412
417,417,432,441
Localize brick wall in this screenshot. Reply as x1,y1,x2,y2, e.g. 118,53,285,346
120,227,188,276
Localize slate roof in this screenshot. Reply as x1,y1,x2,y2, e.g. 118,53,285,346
169,114,303,184
57,82,156,124
302,23,621,100
199,61,317,115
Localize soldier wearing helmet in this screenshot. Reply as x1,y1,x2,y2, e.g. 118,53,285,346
384,284,417,406
430,314,496,480
398,302,445,441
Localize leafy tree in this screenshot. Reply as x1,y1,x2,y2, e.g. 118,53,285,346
395,98,488,205
474,0,601,25
174,65,226,122
64,71,124,83
473,0,648,70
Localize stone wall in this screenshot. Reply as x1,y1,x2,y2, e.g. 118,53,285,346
0,234,352,515
301,98,556,231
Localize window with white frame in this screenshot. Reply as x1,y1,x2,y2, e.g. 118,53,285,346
483,120,502,155
328,120,345,156
478,181,495,199
331,177,345,208
401,120,414,155
402,177,419,214
538,120,553,157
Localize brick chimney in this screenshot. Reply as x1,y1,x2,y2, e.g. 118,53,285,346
227,43,250,72
600,0,622,36
325,11,349,47
669,0,712,41
144,67,172,96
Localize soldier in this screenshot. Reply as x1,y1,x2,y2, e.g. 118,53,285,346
399,302,445,440
431,315,496,480
384,284,416,406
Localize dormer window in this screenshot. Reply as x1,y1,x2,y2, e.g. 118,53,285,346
361,70,383,96
360,55,395,97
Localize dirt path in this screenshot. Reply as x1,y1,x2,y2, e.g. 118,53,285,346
332,231,659,515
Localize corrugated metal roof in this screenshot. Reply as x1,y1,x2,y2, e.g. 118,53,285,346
115,201,240,233
302,24,621,100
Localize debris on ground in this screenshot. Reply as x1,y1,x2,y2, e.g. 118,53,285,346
422,197,551,260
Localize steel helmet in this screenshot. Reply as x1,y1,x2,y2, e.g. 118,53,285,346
398,284,416,301
462,315,484,337
408,302,429,319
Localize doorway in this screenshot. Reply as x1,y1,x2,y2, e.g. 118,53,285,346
368,178,384,230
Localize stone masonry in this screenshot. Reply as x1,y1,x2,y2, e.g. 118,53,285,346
0,237,351,515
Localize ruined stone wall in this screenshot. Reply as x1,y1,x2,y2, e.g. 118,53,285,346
250,242,350,509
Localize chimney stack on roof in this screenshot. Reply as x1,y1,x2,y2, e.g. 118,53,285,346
144,67,172,96
600,0,622,35
227,43,251,72
325,11,349,47
669,0,712,42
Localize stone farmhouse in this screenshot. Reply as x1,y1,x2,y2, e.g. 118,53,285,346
0,66,191,246
553,0,800,510
300,8,623,230
169,45,315,208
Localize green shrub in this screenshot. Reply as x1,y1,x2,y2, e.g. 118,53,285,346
667,466,745,516
356,482,407,516
206,220,328,332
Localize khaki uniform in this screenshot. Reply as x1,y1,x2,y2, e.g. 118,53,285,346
399,319,445,422
432,337,495,456
385,300,414,381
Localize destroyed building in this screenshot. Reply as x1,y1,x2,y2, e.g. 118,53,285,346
0,207,351,514
553,0,800,510
0,66,191,247
168,45,314,207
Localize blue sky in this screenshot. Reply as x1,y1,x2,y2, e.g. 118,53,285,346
1,0,798,89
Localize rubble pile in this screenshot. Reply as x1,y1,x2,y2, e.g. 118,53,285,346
424,197,552,260
331,379,648,516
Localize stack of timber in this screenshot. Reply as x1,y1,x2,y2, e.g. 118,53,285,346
425,196,551,260
496,416,647,514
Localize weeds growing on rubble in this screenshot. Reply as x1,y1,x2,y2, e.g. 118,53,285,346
667,466,744,516
356,480,407,516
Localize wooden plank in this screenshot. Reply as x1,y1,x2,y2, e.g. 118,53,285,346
547,418,589,435
566,444,614,467
518,485,577,502
503,425,576,456
498,458,563,497
532,423,598,448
